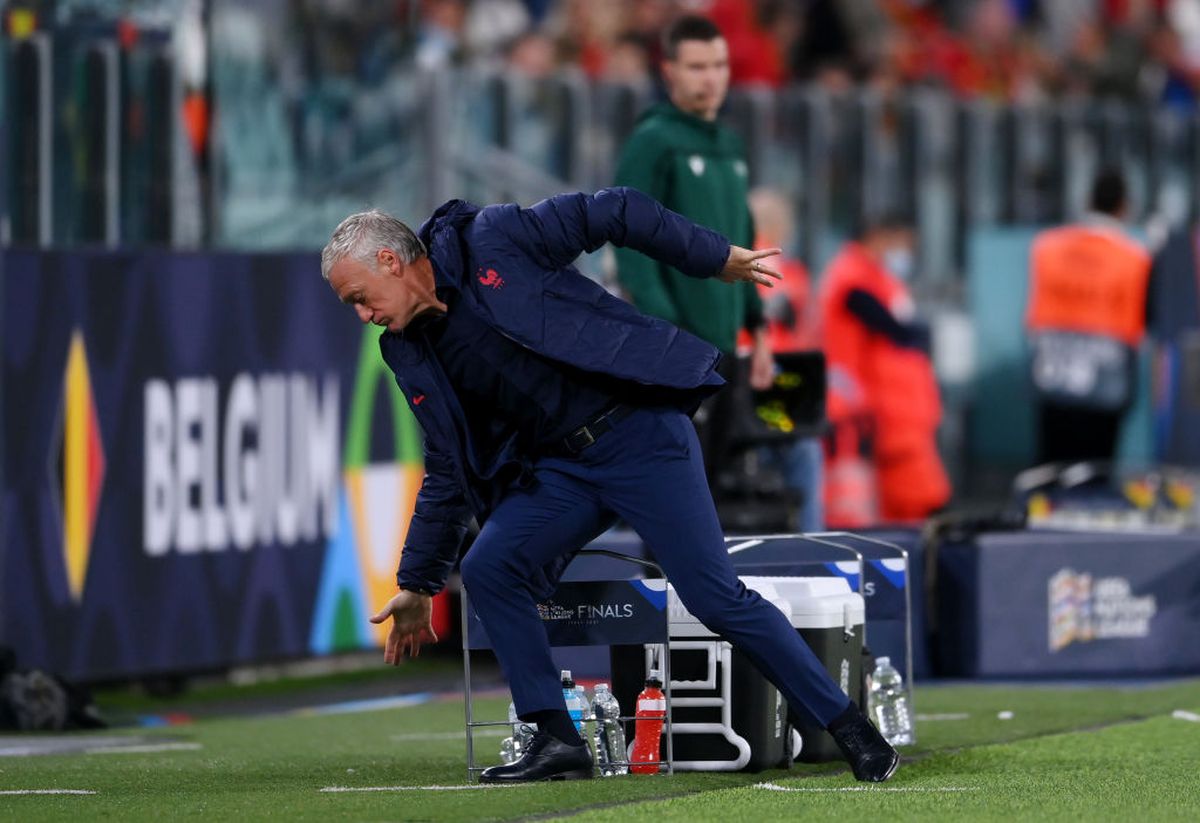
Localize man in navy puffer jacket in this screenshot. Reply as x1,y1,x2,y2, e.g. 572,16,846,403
321,187,898,784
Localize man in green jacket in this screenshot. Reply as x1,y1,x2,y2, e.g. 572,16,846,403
613,13,774,478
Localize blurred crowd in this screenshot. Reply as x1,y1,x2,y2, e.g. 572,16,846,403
384,0,1200,108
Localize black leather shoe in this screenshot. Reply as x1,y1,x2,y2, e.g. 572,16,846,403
479,732,593,783
830,710,900,782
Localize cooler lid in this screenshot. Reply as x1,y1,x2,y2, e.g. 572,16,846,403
739,575,852,600
665,576,864,629
741,575,865,627
666,581,791,627
784,594,865,627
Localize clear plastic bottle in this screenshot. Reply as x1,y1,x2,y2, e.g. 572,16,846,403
869,656,914,746
499,700,537,764
500,701,519,764
499,735,517,765
630,669,666,774
591,683,628,776
561,670,586,736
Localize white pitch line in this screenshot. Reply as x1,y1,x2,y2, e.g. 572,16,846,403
755,782,978,794
86,742,202,755
320,784,534,792
914,713,970,721
0,789,97,796
1172,710,1200,723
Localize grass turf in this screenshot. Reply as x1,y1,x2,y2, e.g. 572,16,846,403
1,678,1197,821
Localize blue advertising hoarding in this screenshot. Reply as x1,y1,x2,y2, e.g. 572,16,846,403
936,529,1200,677
1,250,431,680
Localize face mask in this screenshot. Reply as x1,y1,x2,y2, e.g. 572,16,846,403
883,247,915,282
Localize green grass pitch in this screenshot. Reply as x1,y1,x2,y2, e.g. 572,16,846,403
2,677,1198,821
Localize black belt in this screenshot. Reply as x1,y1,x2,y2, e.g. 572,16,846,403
552,404,633,456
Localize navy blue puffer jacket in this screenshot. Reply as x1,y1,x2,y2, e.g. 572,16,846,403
383,187,731,593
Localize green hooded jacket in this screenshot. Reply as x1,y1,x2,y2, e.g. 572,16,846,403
613,102,763,353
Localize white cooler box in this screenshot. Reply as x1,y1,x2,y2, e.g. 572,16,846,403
611,575,865,771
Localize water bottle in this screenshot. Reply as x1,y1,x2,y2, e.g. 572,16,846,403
499,735,517,765
591,683,628,776
869,656,914,746
575,684,593,727
561,670,586,736
499,700,537,764
630,669,666,774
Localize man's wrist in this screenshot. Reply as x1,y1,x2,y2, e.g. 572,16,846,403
400,586,435,598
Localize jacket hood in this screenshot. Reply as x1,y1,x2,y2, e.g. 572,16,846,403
417,199,482,289
417,199,481,248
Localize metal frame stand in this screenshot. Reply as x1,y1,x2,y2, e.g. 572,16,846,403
726,532,917,735
461,551,674,782
813,531,916,702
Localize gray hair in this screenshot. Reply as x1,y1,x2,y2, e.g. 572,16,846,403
320,209,427,281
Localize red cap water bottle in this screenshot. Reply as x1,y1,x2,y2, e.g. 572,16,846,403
630,669,665,774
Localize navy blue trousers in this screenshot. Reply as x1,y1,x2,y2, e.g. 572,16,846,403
459,405,851,727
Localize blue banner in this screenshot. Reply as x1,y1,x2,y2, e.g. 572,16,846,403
937,529,1200,677
1,250,428,680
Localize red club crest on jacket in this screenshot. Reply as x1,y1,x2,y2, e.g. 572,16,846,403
477,267,505,289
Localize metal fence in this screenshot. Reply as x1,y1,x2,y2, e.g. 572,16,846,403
5,21,1200,287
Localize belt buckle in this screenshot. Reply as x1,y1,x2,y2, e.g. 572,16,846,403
573,426,596,451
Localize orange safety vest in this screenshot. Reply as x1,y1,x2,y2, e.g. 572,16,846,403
1026,222,1151,346
818,243,950,524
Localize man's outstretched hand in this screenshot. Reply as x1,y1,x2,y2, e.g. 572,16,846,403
719,246,783,288
370,589,438,665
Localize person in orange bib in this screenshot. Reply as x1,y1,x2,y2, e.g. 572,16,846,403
1026,170,1152,465
819,214,950,525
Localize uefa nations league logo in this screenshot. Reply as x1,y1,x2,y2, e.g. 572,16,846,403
1048,568,1158,652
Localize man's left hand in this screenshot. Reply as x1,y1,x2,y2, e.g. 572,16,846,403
720,246,782,287
370,589,438,665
